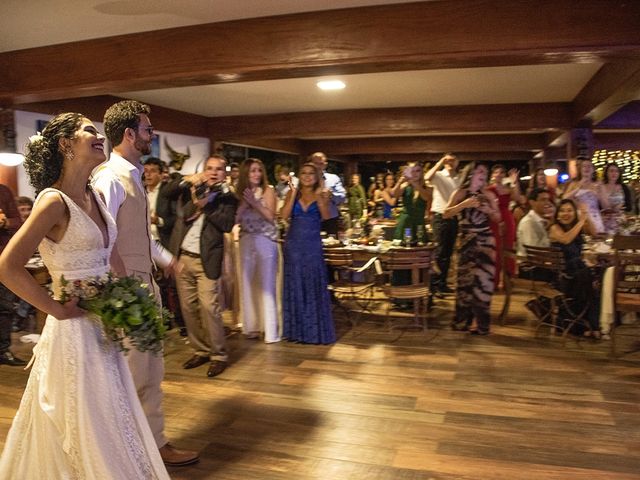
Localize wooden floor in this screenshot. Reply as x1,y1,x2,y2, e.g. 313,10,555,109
1,287,640,479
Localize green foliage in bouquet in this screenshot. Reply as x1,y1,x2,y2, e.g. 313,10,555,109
59,273,169,354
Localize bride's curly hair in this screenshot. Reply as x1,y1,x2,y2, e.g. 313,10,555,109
24,112,84,194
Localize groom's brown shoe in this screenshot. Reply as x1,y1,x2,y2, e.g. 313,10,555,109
182,354,208,369
159,443,199,467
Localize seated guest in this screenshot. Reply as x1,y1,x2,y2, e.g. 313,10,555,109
236,158,280,343
516,188,553,281
281,163,335,344
445,163,501,335
516,188,552,256
549,199,600,336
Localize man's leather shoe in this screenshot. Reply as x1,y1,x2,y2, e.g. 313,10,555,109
207,360,227,378
159,443,199,467
0,351,27,366
182,354,208,370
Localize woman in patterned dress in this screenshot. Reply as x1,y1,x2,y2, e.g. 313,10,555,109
444,163,501,335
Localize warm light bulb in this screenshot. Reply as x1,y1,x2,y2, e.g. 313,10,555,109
317,80,346,91
0,153,24,166
543,168,558,176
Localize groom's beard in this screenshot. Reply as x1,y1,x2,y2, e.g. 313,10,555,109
135,137,151,156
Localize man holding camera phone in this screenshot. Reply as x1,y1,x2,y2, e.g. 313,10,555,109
169,155,238,378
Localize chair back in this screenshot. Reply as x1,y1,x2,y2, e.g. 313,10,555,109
384,246,435,285
612,235,640,313
523,245,565,277
323,249,354,268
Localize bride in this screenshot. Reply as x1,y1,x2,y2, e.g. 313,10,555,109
0,113,169,479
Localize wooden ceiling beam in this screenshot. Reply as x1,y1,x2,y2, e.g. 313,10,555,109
354,152,534,164
13,96,209,137
301,135,545,155
572,60,640,125
2,0,639,105
209,104,571,139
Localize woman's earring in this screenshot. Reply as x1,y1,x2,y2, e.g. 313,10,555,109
64,147,75,162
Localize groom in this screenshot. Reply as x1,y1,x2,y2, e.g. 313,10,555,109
93,100,198,467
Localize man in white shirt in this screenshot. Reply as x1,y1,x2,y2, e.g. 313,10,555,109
516,188,552,257
310,152,346,235
424,153,461,294
92,100,198,467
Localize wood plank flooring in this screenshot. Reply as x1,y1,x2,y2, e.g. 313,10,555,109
1,286,639,479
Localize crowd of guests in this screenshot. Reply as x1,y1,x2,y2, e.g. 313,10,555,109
356,154,639,338
2,134,639,372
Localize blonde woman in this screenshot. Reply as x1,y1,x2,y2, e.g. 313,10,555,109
236,158,280,343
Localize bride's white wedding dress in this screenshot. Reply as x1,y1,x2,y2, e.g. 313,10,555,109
0,188,169,479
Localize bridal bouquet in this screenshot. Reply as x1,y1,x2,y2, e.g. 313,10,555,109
58,273,169,354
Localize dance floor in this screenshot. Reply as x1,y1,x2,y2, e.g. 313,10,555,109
1,287,640,479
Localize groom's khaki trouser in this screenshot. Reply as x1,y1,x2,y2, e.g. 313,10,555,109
126,271,167,448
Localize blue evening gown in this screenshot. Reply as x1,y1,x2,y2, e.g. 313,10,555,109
283,200,336,344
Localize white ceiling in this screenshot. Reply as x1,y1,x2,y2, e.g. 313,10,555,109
123,63,602,117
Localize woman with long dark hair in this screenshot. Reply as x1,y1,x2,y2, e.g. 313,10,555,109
601,162,633,234
444,163,501,335
549,198,600,336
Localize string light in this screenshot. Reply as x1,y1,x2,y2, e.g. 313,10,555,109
592,149,639,181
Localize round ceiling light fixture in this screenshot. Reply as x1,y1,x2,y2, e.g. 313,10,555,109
316,80,346,91
0,153,24,167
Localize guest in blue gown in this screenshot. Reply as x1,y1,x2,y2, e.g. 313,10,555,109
281,162,336,344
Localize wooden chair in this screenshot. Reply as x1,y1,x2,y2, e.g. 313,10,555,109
609,235,640,357
323,248,380,327
521,245,591,338
379,246,435,333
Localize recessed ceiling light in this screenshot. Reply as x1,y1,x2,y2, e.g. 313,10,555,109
317,80,345,91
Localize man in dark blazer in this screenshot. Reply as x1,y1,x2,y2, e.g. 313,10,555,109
169,155,238,378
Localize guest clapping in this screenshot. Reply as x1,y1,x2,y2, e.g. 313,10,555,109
236,158,280,343
281,163,335,344
563,160,607,234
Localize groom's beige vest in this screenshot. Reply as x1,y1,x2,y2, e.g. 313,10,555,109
101,160,154,277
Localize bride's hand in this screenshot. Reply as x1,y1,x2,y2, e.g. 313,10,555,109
56,297,86,320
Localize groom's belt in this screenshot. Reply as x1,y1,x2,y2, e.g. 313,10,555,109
179,249,200,259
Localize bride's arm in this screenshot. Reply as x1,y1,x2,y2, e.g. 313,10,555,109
0,194,84,320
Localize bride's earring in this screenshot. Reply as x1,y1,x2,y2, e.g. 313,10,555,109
63,147,75,162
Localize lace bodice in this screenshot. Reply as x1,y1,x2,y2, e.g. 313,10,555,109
35,188,116,287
